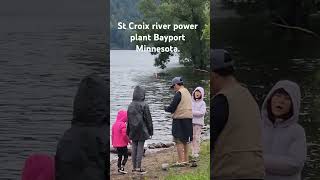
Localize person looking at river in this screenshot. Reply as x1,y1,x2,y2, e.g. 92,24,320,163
111,109,130,174
55,74,108,180
261,80,306,180
211,49,264,179
165,77,193,166
127,86,153,175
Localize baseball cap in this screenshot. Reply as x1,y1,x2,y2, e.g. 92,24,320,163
211,49,234,71
170,77,183,88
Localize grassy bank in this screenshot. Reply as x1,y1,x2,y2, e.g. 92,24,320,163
110,141,210,180
165,141,210,180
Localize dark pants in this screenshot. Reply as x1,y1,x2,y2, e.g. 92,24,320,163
117,147,128,169
131,141,145,169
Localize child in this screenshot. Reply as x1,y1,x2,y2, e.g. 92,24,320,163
261,80,306,180
127,86,153,174
112,109,130,174
191,87,206,159
22,154,55,180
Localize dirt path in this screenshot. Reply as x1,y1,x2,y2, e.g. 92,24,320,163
110,146,196,180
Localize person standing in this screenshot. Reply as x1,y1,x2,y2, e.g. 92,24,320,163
191,87,206,159
261,80,306,180
127,86,153,175
211,49,264,179
165,77,193,165
112,109,130,174
55,74,108,180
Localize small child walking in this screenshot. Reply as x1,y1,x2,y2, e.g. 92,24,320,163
112,109,130,174
191,87,206,159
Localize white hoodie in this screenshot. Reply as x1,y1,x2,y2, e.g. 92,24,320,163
191,87,206,126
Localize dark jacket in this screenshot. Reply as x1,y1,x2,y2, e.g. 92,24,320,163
127,86,153,141
55,74,109,180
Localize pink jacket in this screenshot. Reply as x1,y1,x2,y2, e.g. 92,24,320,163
22,154,55,180
112,110,130,147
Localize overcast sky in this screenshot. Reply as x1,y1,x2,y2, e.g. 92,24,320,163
0,0,107,16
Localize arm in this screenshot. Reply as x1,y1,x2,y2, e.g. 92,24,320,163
264,128,307,176
144,104,153,136
165,92,181,113
193,101,207,117
126,119,130,137
211,94,229,146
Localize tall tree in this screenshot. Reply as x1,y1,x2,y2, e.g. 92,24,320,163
138,0,210,69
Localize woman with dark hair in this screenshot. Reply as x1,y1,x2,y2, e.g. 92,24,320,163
261,80,307,180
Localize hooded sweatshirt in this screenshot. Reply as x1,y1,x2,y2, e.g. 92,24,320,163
22,154,55,180
55,74,108,180
261,80,307,180
127,86,153,141
192,87,206,126
112,110,130,147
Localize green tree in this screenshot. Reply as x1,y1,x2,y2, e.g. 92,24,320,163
138,0,210,69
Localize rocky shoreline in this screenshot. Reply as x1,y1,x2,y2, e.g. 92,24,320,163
110,125,210,156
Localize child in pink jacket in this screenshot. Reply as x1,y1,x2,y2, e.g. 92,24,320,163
191,87,206,159
112,109,130,174
22,154,55,180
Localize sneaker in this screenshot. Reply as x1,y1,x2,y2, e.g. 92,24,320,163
181,161,190,166
118,168,127,174
137,168,147,175
172,162,185,167
190,161,198,167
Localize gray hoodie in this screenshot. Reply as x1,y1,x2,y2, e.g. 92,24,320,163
261,80,307,180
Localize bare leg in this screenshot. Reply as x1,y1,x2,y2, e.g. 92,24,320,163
183,143,190,162
176,143,184,163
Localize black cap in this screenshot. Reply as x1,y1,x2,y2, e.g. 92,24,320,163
211,49,234,71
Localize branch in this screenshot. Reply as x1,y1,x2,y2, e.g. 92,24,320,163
271,22,320,39
194,68,209,73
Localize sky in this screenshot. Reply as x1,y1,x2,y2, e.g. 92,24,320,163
0,0,107,16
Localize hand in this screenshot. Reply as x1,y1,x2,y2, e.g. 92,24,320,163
150,136,152,139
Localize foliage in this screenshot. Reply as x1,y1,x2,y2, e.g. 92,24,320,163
138,0,210,69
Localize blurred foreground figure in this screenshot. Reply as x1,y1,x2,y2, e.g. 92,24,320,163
55,74,108,180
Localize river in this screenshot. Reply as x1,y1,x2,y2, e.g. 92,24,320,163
110,50,210,159
0,16,107,179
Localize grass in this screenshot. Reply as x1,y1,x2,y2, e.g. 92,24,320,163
164,141,210,180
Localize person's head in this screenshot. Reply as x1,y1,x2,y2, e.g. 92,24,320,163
170,77,184,92
72,74,108,126
194,90,201,100
268,88,293,120
22,154,55,180
211,49,235,94
261,80,301,126
192,87,205,101
116,109,127,123
132,85,145,101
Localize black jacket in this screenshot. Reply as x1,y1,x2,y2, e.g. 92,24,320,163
55,74,109,180
127,86,153,141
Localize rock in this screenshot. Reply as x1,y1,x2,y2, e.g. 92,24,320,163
165,142,175,147
161,163,169,171
155,143,162,148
